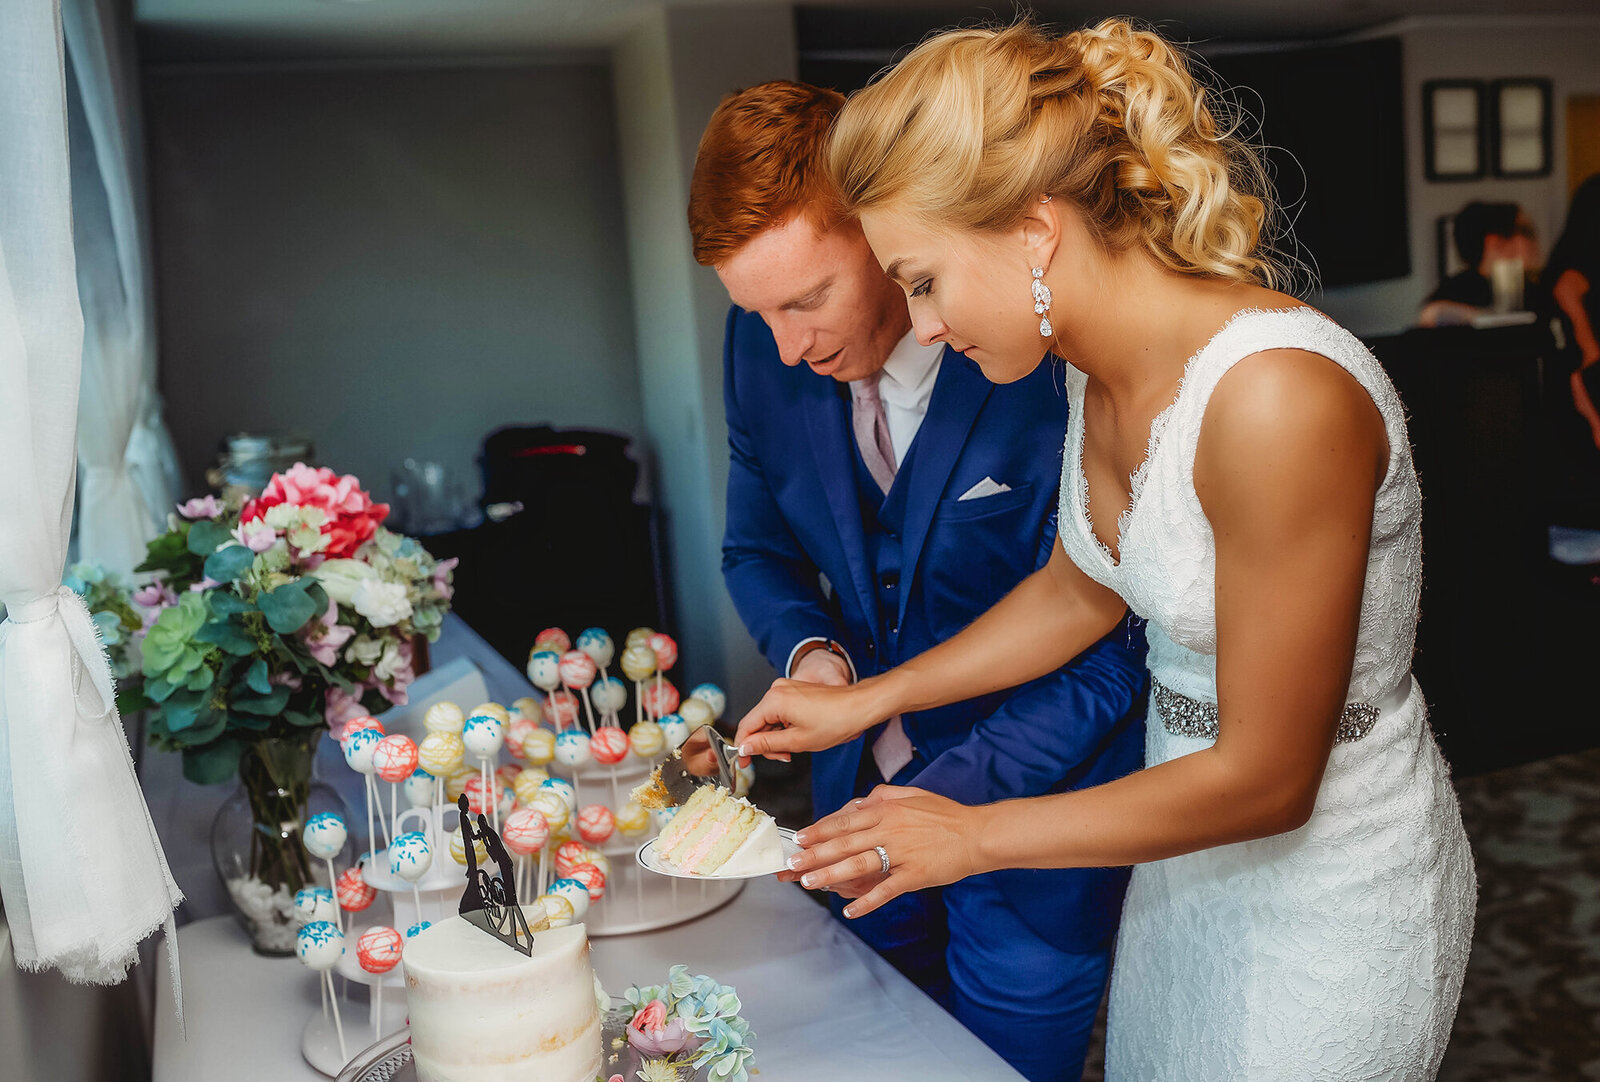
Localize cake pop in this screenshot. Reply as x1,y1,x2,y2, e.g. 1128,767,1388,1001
448,827,489,868
521,727,556,766
512,696,545,725
539,776,576,811
548,877,591,921
649,806,678,832
615,801,650,838
343,727,391,856
513,767,551,807
576,627,615,666
688,683,727,720
496,762,521,787
590,676,628,725
553,840,592,879
590,726,629,765
677,698,714,733
336,865,377,912
423,701,465,734
303,813,349,932
340,715,384,741
624,627,655,648
534,627,571,653
506,715,538,761
501,806,550,900
468,702,510,726
546,690,581,730
554,729,591,769
293,887,337,926
558,650,600,731
619,645,656,724
640,679,680,719
658,714,690,752
417,732,464,778
646,632,678,673
445,766,475,802
568,862,607,902
628,720,664,759
576,804,615,846
373,734,419,841
401,768,435,810
538,893,575,928
580,848,612,880
528,791,570,834
526,649,562,693
388,829,433,916
297,921,348,1058
357,925,403,972
463,713,508,828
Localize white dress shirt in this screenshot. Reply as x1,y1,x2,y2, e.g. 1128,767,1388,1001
876,331,945,467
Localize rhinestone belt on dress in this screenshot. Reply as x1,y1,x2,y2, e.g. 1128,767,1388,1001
1151,679,1381,745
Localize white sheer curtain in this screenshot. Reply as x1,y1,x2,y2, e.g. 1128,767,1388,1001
63,0,183,578
0,0,182,1006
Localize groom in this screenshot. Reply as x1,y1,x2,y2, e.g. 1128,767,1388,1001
687,81,1148,1082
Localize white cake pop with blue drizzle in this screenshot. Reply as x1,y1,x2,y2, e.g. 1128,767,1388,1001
303,812,348,861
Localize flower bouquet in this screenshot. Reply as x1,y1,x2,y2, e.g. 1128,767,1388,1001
613,966,755,1082
111,464,454,949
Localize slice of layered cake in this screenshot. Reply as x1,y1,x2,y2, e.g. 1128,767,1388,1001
654,786,784,876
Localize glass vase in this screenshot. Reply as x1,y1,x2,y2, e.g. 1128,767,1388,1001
211,728,352,955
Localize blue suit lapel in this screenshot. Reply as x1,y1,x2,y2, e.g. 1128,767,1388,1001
895,350,993,623
802,378,878,627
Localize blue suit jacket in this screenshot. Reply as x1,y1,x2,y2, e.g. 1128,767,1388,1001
720,307,1148,953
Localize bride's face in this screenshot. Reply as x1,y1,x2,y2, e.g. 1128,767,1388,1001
859,209,1051,385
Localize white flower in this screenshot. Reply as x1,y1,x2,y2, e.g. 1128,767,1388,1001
345,635,384,666
352,579,412,628
311,558,379,604
374,640,408,681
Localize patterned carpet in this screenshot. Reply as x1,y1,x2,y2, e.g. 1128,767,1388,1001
1438,746,1600,1080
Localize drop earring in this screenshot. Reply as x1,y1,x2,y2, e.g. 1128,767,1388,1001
1031,267,1053,337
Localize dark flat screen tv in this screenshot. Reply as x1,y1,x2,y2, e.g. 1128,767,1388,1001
1206,36,1410,288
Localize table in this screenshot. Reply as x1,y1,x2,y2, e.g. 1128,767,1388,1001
151,876,1022,1082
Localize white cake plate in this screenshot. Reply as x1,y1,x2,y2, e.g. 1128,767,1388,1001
636,827,797,880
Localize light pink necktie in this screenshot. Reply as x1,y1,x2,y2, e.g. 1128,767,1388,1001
850,375,914,778
850,374,897,495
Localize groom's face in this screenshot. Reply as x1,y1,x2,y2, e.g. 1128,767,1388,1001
717,214,910,384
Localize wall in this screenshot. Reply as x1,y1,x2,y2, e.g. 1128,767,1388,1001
1317,16,1600,336
612,5,798,708
144,60,642,505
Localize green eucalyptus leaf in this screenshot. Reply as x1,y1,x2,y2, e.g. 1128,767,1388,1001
258,579,320,634
186,520,232,557
232,685,291,717
184,665,215,692
203,544,256,583
162,691,207,733
137,528,195,575
145,676,178,704
245,658,273,694
172,707,228,747
195,617,254,656
283,709,325,729
209,593,253,617
181,739,245,785
229,711,272,732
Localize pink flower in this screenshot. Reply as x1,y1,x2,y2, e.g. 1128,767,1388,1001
133,582,178,609
627,999,696,1057
188,576,222,593
269,670,304,691
431,557,458,601
232,519,278,553
241,463,388,560
302,596,356,667
324,685,368,731
176,495,224,520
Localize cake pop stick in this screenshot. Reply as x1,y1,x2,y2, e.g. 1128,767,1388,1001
647,632,678,703
462,714,506,830
373,734,419,859
356,925,403,1043
591,676,627,727
553,731,590,808
619,644,656,724
545,689,580,731
303,813,348,934
557,650,599,734
298,921,347,1062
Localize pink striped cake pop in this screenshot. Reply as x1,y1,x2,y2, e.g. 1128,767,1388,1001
640,680,680,718
496,762,521,786
558,650,597,689
569,862,607,902
506,716,538,760
534,627,571,653
336,865,376,911
356,925,404,974
646,632,678,672
576,804,615,845
553,840,592,879
501,808,550,856
590,726,629,765
372,734,419,784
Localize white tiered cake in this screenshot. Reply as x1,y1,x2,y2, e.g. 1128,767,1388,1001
401,916,602,1082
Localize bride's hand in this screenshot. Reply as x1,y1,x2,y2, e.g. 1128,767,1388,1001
787,786,986,918
733,677,889,761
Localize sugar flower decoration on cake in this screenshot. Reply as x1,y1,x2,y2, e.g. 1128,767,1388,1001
623,966,755,1082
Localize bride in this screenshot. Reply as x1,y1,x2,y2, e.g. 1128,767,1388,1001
732,18,1476,1079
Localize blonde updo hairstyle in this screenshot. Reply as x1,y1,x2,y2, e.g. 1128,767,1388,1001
828,18,1282,287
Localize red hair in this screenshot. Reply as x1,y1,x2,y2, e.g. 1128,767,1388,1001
688,81,848,266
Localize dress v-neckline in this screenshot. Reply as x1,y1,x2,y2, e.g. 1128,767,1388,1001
1070,306,1309,570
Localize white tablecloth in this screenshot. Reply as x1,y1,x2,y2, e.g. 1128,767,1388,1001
150,876,1022,1082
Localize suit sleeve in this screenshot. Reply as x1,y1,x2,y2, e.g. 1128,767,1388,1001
910,514,1148,805
720,308,842,673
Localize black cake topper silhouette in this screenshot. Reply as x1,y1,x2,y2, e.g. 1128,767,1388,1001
456,794,534,956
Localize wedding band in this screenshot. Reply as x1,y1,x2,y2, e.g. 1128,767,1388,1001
874,845,891,875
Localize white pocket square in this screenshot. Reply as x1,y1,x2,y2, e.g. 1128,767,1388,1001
958,477,1012,501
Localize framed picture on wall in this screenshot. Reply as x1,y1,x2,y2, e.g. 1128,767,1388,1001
1424,80,1485,181
1491,78,1552,178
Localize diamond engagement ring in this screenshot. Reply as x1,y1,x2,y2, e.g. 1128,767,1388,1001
874,845,891,875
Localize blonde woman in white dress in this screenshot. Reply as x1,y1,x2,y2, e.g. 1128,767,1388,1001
733,19,1476,1080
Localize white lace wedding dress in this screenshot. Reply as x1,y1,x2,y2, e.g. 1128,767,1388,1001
1055,307,1477,1080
